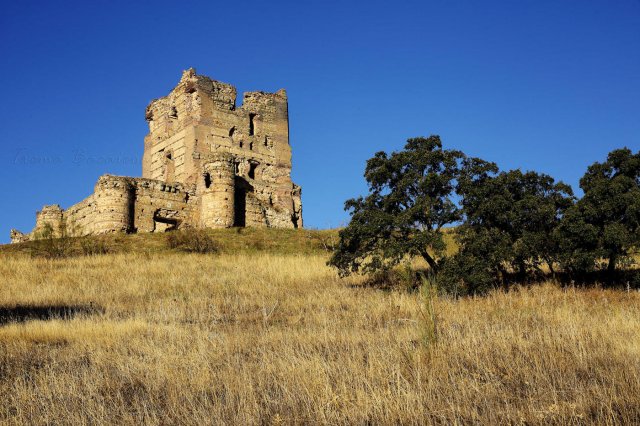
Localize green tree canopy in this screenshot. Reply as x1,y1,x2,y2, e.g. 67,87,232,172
439,167,574,294
558,147,640,273
328,136,464,276
330,137,638,294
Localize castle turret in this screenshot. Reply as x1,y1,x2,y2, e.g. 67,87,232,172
33,205,64,237
199,154,235,228
92,176,135,234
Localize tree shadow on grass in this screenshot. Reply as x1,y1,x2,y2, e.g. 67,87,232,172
350,268,427,292
0,304,104,325
350,267,640,295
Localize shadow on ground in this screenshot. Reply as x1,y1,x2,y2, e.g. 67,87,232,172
0,304,103,325
352,268,640,294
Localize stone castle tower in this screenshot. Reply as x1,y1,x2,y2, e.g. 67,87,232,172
10,69,302,243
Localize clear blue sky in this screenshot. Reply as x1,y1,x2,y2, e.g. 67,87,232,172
1,0,638,242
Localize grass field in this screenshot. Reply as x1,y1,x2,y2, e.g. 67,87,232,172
1,229,639,424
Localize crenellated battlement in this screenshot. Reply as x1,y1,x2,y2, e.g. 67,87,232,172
144,69,287,144
142,68,292,186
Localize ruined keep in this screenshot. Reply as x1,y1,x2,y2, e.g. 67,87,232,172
10,68,302,243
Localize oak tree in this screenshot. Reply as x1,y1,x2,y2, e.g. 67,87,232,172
328,136,464,276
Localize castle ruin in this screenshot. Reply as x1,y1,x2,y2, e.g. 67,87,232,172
10,68,302,243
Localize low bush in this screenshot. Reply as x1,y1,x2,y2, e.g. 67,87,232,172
80,237,111,256
30,222,75,259
362,264,422,291
166,229,219,254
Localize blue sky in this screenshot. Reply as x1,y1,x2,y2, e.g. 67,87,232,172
0,0,638,242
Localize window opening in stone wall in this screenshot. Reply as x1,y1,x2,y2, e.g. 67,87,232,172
239,141,244,148
234,184,246,227
229,126,235,137
234,161,240,175
248,162,258,179
153,210,179,232
204,173,212,189
165,151,175,182
249,113,256,136
249,142,253,151
169,106,178,119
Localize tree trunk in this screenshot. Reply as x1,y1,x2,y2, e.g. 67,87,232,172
419,249,438,273
607,253,617,274
516,259,527,281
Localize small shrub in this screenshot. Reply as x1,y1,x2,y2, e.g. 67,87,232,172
252,239,266,251
30,222,75,259
307,231,338,252
166,229,219,254
80,237,110,256
436,254,500,297
363,264,421,291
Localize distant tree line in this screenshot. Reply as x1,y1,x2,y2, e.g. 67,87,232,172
329,136,640,295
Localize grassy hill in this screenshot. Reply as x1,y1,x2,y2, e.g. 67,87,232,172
1,229,639,424
1,228,341,257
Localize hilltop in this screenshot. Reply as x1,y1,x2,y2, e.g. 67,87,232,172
1,228,339,257
1,229,639,424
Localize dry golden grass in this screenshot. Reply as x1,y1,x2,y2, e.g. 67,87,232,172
1,234,639,424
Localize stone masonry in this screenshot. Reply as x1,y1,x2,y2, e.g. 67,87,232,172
10,69,302,243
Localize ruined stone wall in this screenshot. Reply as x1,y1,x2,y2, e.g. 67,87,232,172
10,68,302,243
131,178,195,233
91,176,136,234
33,205,64,237
199,154,235,228
11,175,197,242
143,69,302,229
64,196,96,234
68,176,195,235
